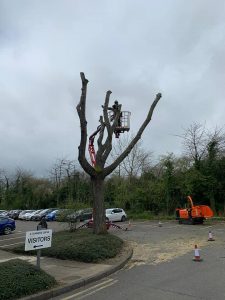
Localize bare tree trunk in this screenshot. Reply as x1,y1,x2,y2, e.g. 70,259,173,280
91,176,107,234
77,72,161,234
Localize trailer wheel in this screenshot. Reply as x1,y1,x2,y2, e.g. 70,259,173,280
178,219,182,224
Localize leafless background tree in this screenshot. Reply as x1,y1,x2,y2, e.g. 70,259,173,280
111,136,153,180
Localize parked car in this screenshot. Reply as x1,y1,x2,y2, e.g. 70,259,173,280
8,210,22,220
67,208,93,222
18,210,32,220
0,210,8,217
25,210,42,221
32,208,57,221
0,216,16,235
105,208,127,222
20,210,36,220
45,210,59,221
30,209,45,221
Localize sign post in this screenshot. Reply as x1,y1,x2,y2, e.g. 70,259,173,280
25,229,52,269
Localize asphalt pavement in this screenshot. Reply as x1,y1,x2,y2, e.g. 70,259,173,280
1,220,225,300
52,220,225,300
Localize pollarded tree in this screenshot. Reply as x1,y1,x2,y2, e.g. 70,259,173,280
76,72,161,234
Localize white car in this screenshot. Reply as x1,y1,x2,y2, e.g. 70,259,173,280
25,210,42,221
18,210,32,220
20,210,36,220
105,208,127,222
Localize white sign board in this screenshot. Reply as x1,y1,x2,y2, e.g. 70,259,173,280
25,229,52,251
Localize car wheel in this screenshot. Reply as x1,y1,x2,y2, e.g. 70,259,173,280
121,215,126,222
4,226,12,235
106,217,109,222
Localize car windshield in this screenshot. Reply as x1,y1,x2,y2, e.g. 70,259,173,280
49,210,58,214
39,209,49,215
33,210,42,215
21,211,30,215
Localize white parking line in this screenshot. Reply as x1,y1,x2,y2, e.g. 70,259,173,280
0,241,24,248
0,235,25,242
199,225,213,230
0,232,25,238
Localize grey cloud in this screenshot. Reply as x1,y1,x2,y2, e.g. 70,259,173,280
1,0,225,176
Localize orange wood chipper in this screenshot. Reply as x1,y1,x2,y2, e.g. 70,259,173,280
175,196,213,224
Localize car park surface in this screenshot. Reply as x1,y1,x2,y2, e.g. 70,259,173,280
2,220,225,299
51,220,225,300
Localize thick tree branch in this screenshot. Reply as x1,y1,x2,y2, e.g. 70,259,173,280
76,72,95,176
101,104,122,162
97,91,115,165
97,116,105,147
103,91,112,135
96,116,105,166
104,93,162,176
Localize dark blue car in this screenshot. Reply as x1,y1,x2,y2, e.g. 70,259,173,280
0,216,16,235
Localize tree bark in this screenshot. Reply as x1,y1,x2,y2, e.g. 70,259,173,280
91,176,107,234
76,72,161,234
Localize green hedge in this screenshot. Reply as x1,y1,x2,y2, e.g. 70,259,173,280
11,230,123,263
0,259,56,300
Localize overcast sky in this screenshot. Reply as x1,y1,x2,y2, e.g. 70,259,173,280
1,0,225,176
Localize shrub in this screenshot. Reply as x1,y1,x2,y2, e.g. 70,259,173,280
11,230,123,263
0,259,56,300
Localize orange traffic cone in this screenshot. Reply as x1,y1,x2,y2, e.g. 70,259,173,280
208,231,215,241
125,221,131,231
193,244,203,262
